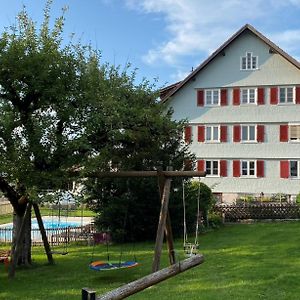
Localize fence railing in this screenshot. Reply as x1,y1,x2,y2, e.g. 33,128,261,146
215,203,300,222
0,225,96,246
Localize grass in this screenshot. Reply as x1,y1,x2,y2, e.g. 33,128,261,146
0,214,14,225
2,222,300,299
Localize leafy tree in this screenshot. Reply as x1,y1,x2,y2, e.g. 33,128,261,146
0,1,193,268
0,3,90,266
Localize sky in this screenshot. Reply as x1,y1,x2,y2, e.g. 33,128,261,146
1,0,300,88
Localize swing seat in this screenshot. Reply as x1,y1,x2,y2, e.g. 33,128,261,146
184,243,199,256
89,260,139,271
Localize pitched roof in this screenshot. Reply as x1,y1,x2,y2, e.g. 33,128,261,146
161,24,300,102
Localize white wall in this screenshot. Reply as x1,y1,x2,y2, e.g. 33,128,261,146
167,30,300,197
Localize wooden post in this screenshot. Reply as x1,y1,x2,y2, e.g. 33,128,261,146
157,170,176,266
165,211,176,265
33,203,54,265
152,177,171,272
98,254,204,300
82,288,96,300
9,202,32,278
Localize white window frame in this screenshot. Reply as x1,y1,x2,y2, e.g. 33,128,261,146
240,52,258,70
205,160,220,177
241,160,257,177
205,89,220,106
290,160,299,178
241,125,256,142
205,125,220,142
279,86,295,104
289,124,300,142
240,88,257,104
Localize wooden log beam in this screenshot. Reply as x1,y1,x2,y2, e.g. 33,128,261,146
97,254,204,300
165,211,176,265
157,170,176,266
152,178,171,272
33,203,54,265
86,170,205,179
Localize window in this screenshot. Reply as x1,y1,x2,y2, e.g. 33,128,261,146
205,89,220,105
241,125,256,142
241,52,258,70
290,161,299,178
206,160,219,176
206,126,219,142
241,88,257,104
279,87,294,103
290,125,300,141
241,160,256,177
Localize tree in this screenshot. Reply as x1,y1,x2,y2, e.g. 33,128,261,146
0,1,193,268
0,3,88,267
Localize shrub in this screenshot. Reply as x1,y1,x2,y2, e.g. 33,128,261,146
208,212,223,228
296,192,300,205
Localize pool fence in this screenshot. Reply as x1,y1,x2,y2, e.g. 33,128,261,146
0,224,97,246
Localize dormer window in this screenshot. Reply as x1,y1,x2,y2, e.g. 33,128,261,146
241,52,258,70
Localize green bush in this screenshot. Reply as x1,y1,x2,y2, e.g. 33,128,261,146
89,178,213,242
208,212,223,228
296,192,300,205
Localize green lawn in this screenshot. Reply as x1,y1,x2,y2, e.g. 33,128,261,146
2,222,300,299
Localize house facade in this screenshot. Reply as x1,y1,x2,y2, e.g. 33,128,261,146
161,24,300,203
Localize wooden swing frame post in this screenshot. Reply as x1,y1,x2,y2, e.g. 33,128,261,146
87,169,206,273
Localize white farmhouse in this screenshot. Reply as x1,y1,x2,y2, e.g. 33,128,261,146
161,24,300,203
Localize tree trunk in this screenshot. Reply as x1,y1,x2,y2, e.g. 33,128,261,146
11,208,32,266
0,177,32,266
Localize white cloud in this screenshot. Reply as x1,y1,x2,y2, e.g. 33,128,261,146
270,30,300,55
126,0,300,70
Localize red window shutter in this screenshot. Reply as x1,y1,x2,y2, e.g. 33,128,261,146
220,160,227,177
197,160,205,172
184,126,192,143
197,90,204,106
197,125,205,142
233,88,240,105
257,161,264,177
220,125,227,142
221,89,227,106
184,160,193,171
257,125,264,142
233,160,240,177
296,87,300,104
280,161,289,178
257,88,265,105
233,125,241,142
270,87,278,105
280,125,289,142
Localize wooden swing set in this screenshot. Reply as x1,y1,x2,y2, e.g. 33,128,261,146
82,168,206,300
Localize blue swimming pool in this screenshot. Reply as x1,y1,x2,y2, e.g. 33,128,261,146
2,219,82,229
0,217,91,243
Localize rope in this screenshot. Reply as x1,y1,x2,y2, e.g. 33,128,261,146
182,180,188,247
182,178,201,256
194,177,201,246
